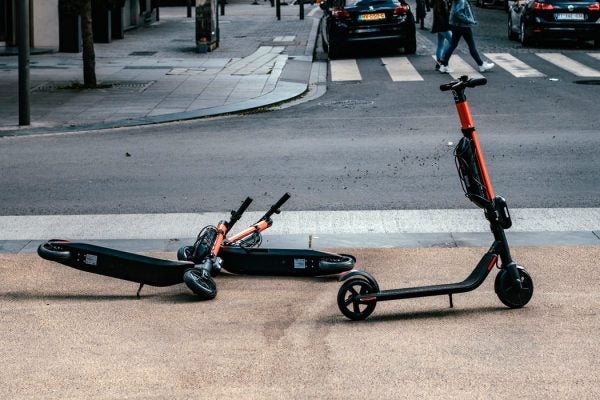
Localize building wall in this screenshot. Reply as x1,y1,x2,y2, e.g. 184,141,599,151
32,0,58,48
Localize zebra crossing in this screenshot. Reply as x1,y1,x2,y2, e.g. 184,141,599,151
330,52,600,82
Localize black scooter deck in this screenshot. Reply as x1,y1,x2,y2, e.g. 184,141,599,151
38,241,194,286
219,246,354,276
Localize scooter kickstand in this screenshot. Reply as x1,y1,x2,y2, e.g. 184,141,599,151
448,294,454,308
136,283,144,299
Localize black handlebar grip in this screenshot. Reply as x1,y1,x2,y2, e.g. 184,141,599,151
467,77,487,87
261,192,291,221
228,197,253,230
440,82,455,91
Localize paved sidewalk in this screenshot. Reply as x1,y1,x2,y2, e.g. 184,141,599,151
0,2,321,135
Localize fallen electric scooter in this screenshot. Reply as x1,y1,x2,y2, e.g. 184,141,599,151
38,198,254,299
336,76,534,321
177,193,355,277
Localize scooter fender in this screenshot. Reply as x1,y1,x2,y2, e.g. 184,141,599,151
338,270,380,292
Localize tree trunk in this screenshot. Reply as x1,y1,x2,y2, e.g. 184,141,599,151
81,0,96,87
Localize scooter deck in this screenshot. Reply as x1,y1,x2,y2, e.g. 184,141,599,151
367,252,497,302
219,246,354,276
38,241,194,287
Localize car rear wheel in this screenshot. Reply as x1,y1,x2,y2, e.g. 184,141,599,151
520,21,532,46
404,35,417,54
507,17,517,40
328,41,341,59
594,37,600,48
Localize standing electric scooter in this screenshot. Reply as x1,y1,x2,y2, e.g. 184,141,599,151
337,76,534,320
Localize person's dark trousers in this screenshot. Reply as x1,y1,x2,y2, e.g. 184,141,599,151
440,25,483,66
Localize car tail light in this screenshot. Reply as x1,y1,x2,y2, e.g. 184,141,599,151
588,2,600,10
332,8,351,18
393,4,410,15
532,1,553,10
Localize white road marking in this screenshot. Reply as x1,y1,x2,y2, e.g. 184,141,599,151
433,55,485,79
330,59,362,81
537,53,600,77
587,53,600,62
484,53,545,78
381,57,423,81
1,209,598,240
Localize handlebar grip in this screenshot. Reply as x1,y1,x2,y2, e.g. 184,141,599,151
260,192,291,221
467,77,487,87
440,82,455,91
272,192,291,211
227,197,253,230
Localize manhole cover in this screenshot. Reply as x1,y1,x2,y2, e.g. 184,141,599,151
129,51,157,56
318,99,375,107
574,80,600,85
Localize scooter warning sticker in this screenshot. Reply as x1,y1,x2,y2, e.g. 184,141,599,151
294,259,306,269
84,254,98,266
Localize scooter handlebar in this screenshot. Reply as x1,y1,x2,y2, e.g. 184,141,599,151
260,192,291,222
228,197,253,230
440,76,487,92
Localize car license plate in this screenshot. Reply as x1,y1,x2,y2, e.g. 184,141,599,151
359,13,386,21
555,13,584,20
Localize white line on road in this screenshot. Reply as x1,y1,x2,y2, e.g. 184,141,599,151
381,57,423,81
1,209,598,240
537,53,600,77
330,59,362,81
484,53,545,78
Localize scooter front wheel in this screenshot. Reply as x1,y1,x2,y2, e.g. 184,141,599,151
183,268,217,300
337,278,377,321
495,267,533,308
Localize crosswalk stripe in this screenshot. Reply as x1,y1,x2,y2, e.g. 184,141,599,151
432,55,484,79
537,53,600,77
330,59,362,81
588,53,600,62
484,53,545,78
381,57,423,81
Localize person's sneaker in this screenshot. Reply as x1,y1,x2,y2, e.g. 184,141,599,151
435,61,440,71
479,61,495,72
439,65,453,73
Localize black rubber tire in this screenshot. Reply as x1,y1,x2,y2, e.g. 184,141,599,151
337,278,377,320
495,267,534,308
507,17,517,41
37,241,72,262
520,21,532,47
404,36,417,55
328,41,340,60
319,255,355,272
594,37,600,49
183,268,217,300
177,245,193,261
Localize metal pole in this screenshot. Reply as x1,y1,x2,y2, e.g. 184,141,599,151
276,0,280,20
187,0,192,18
17,0,31,126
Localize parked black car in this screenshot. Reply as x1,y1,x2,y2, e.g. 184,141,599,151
507,0,600,47
320,0,417,59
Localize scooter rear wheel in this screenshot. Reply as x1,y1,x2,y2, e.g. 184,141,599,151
495,267,533,308
38,241,72,262
183,268,217,300
337,278,377,320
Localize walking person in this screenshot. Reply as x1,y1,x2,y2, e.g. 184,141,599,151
438,0,494,73
431,0,452,71
415,0,429,30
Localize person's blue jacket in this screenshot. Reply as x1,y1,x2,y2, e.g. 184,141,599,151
449,0,477,27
